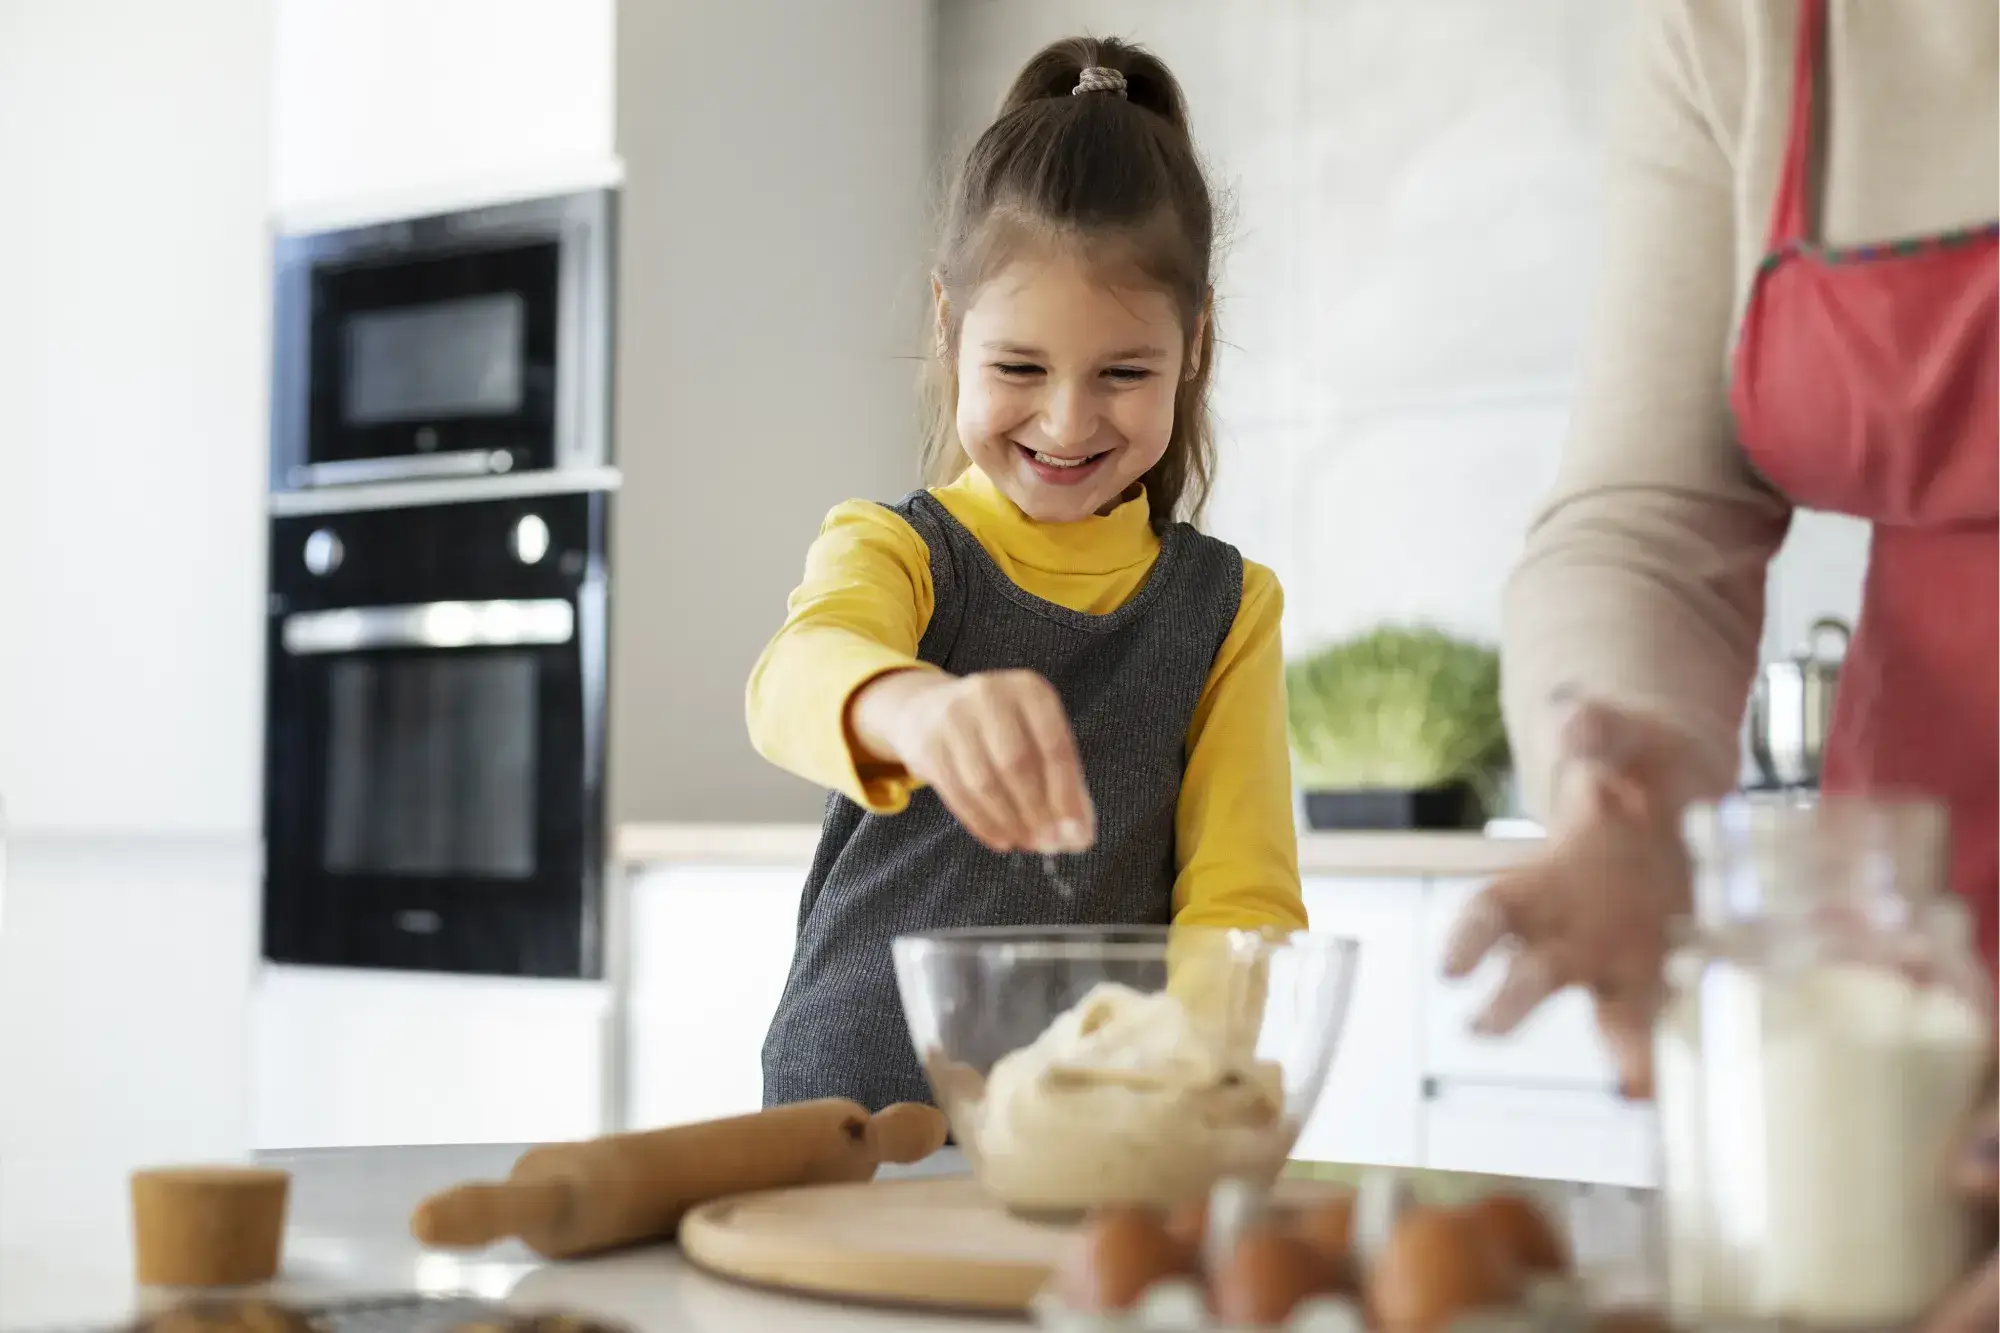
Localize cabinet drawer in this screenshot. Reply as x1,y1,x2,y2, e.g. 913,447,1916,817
1424,1081,1656,1188
625,865,802,1010
253,967,610,1149
623,864,803,1130
624,1007,769,1129
1421,877,1618,1088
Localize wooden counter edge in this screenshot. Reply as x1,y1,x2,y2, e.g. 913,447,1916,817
615,823,1544,878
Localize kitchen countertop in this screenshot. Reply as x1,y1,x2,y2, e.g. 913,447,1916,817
1,1146,1657,1333
616,823,1544,877
0,1146,976,1333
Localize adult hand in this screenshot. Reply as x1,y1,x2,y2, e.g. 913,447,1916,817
849,667,1095,854
1440,700,1706,1097
1925,1079,1997,1333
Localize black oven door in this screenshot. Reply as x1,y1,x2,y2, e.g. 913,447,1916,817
263,494,608,979
270,190,613,491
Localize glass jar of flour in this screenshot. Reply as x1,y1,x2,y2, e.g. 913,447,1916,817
1655,793,1991,1331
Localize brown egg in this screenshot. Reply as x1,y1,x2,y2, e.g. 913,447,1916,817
1212,1225,1326,1327
1059,1207,1181,1312
1370,1204,1521,1332
1456,1203,1525,1301
1463,1193,1569,1275
1163,1198,1208,1272
1292,1192,1359,1292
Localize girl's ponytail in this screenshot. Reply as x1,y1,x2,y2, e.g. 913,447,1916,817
995,37,1193,141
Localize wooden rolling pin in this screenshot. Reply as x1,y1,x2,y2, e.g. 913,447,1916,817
410,1099,948,1260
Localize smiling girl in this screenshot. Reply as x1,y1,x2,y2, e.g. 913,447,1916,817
748,37,1307,1111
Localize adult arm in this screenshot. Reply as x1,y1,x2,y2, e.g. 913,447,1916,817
1502,0,1792,819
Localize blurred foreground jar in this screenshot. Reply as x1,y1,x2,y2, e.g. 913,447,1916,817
1655,794,1990,1330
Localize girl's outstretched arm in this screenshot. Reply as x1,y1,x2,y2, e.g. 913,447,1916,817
745,501,938,811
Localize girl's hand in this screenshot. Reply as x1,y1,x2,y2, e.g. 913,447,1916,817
1440,701,1705,1098
849,668,1095,854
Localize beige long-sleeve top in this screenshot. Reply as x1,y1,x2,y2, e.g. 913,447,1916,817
1504,0,1999,815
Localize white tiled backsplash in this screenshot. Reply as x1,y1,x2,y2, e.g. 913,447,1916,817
935,0,1864,662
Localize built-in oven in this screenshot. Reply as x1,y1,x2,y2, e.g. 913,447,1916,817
263,492,609,978
270,190,614,493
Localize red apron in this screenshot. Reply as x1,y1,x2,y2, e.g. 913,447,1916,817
1732,0,2000,969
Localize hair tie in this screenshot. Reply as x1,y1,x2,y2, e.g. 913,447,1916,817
1072,66,1128,98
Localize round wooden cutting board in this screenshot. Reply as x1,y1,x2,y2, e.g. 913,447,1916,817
677,1173,1348,1313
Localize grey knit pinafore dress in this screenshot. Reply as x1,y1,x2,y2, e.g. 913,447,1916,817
759,489,1245,1111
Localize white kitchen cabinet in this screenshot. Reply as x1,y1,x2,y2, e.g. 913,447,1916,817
1420,877,1619,1090
252,965,611,1149
1291,877,1427,1168
270,0,620,229
1423,1081,1657,1188
623,863,806,1130
0,0,269,839
0,837,258,1164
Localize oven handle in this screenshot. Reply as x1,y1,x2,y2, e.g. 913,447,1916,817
282,599,575,654
288,450,513,489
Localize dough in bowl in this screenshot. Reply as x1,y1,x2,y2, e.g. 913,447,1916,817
965,982,1291,1212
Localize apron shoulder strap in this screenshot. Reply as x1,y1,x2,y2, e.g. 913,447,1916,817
1767,0,1829,251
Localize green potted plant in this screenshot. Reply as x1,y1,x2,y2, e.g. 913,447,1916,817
1285,625,1509,830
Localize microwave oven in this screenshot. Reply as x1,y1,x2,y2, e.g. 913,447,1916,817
269,190,615,493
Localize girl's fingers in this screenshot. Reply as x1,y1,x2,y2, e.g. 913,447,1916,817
934,784,1011,853
937,746,1025,852
975,703,1056,849
1018,689,1093,849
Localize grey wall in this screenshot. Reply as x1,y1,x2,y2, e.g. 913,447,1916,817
610,0,936,824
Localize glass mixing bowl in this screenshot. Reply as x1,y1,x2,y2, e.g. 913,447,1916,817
891,925,1360,1218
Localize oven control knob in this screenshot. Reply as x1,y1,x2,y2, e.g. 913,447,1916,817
303,528,343,576
511,514,551,565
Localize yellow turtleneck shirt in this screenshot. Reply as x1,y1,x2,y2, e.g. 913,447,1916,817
745,466,1306,932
